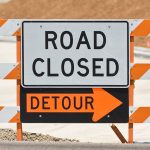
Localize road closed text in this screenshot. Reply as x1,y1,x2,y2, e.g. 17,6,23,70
32,58,119,77
32,31,119,78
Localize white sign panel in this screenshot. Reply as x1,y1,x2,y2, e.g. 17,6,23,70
22,21,129,87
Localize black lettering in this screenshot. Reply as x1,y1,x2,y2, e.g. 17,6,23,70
45,31,57,49
74,96,82,110
31,96,39,109
62,96,71,110
42,96,50,109
76,31,91,49
61,58,74,76
47,58,59,76
107,58,119,76
85,96,94,109
60,31,73,49
94,31,106,49
52,96,59,109
32,58,44,77
93,58,104,76
77,58,89,77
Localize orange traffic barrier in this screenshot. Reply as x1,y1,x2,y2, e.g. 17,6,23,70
0,106,20,123
130,64,150,80
131,20,150,36
129,107,150,123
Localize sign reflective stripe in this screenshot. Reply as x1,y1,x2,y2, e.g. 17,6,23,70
0,19,7,27
131,20,150,36
129,107,150,123
130,64,150,80
0,19,148,37
0,19,21,36
0,63,20,79
0,106,20,123
1,63,150,80
129,19,143,33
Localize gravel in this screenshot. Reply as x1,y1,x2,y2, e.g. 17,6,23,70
0,129,79,142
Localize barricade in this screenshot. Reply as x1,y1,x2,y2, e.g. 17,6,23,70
0,19,150,143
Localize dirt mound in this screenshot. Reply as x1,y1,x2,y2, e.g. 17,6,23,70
0,0,149,47
0,0,150,19
0,128,79,142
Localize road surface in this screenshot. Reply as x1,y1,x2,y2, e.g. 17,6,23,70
0,142,150,150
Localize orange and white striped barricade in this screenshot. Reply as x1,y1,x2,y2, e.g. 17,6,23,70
0,19,22,141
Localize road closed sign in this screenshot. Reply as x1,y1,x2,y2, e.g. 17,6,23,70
22,21,129,87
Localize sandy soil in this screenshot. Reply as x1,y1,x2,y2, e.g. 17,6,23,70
0,0,150,19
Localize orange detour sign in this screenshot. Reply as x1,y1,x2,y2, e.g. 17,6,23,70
26,89,122,122
20,87,128,123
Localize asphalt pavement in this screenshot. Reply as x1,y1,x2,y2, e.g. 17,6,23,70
0,142,150,150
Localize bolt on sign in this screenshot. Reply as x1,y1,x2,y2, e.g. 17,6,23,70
21,20,129,123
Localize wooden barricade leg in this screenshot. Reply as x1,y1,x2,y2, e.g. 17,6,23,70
128,122,133,143
16,36,23,141
128,36,134,144
128,81,134,143
111,124,127,143
111,123,127,143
